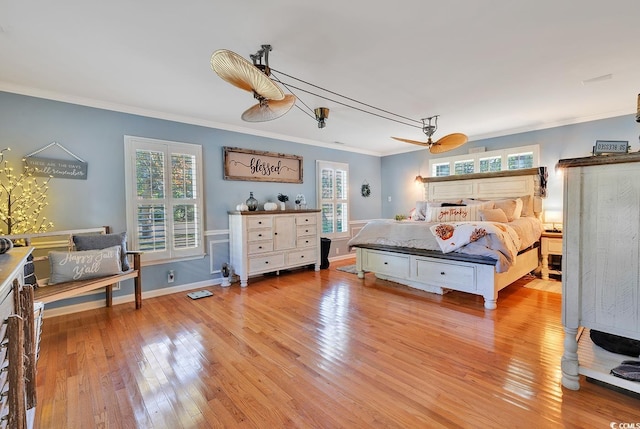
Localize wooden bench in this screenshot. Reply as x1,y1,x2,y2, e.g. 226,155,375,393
7,227,142,310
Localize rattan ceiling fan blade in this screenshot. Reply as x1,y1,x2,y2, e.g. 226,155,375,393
211,49,285,101
391,136,431,146
429,133,468,154
241,94,297,122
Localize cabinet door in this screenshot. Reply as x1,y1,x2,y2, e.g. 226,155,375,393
274,215,296,250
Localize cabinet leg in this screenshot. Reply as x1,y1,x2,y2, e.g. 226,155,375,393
541,253,550,280
240,276,248,287
561,326,580,390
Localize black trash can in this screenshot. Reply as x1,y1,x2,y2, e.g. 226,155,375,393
320,237,331,269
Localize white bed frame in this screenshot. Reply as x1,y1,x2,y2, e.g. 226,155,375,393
355,168,543,310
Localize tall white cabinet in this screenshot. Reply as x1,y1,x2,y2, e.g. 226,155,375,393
559,153,640,393
229,210,321,286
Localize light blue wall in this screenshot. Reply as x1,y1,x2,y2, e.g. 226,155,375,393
381,115,639,218
5,89,638,309
0,91,381,307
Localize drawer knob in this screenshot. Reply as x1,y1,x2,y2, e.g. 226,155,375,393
305,229,309,232
258,234,262,237
265,261,269,264
384,262,388,265
440,272,445,275
258,221,262,224
301,255,304,258
258,246,263,249
275,232,278,235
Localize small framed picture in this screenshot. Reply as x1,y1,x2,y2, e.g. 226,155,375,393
593,140,629,155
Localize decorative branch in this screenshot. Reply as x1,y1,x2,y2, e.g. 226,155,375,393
0,148,54,234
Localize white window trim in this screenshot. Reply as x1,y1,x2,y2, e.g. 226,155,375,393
429,144,540,177
316,160,350,239
124,135,205,263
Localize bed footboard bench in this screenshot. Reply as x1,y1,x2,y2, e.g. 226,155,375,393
354,244,539,310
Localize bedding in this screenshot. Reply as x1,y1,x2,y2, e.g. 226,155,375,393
347,216,542,273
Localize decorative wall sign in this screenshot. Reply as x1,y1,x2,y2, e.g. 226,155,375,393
223,146,303,183
25,141,88,180
25,156,88,179
593,140,629,156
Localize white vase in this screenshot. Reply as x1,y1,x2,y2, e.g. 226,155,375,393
264,202,278,211
280,201,286,210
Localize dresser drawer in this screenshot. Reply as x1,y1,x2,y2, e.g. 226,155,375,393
248,241,274,254
296,224,317,237
297,235,316,248
364,251,410,277
249,253,285,273
295,214,317,226
287,248,317,265
248,229,273,242
247,216,273,229
416,259,476,292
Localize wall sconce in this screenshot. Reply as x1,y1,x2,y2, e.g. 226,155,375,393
414,175,424,184
544,210,563,232
314,107,330,128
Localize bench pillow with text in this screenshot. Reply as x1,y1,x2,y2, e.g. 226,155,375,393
48,245,122,285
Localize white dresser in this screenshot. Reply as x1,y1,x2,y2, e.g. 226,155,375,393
559,153,640,393
229,210,321,286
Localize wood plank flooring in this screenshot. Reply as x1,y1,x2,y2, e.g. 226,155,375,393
34,261,640,428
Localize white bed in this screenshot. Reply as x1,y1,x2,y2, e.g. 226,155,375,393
350,168,544,310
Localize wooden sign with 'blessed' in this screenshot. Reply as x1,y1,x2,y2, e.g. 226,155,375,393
223,147,303,183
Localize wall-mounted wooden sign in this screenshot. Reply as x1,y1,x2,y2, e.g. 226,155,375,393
223,147,303,183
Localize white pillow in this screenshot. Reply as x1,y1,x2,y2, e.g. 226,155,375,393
493,198,524,221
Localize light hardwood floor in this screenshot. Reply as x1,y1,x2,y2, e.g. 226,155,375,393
35,261,640,428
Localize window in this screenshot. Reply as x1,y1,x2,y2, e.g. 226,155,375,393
454,159,474,175
507,151,534,170
433,162,450,177
429,144,539,177
479,156,502,172
124,136,204,263
317,160,349,238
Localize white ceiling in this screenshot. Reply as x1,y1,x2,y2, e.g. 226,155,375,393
1,0,639,156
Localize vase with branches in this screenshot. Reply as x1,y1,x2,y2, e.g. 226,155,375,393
277,193,289,210
0,148,54,235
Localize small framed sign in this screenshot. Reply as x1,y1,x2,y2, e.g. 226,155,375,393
223,147,303,183
593,140,629,156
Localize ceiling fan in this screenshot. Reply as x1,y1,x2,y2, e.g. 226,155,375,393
210,45,296,122
392,116,468,154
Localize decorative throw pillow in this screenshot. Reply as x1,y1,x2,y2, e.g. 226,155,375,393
48,245,122,285
23,253,38,288
0,237,13,254
73,232,130,271
479,208,509,223
494,199,520,222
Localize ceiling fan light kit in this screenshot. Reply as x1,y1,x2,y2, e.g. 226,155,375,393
314,107,330,128
210,44,468,153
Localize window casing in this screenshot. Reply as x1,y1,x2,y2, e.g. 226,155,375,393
124,136,204,263
317,160,349,239
429,144,539,177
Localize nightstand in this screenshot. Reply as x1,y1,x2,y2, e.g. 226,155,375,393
540,231,562,280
